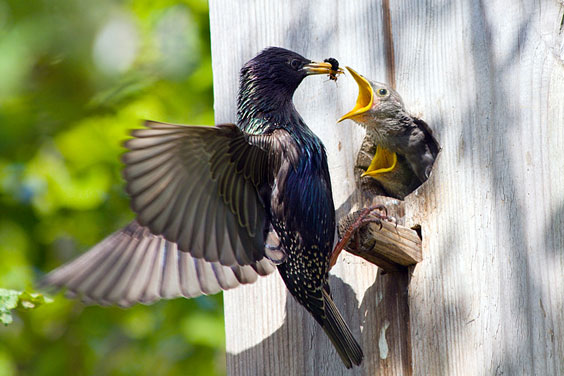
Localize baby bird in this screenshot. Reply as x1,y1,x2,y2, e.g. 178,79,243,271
338,67,439,199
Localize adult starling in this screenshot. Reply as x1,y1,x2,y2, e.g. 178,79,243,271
338,67,439,198
42,47,363,368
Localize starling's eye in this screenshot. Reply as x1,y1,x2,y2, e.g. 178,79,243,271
377,88,388,97
290,59,301,70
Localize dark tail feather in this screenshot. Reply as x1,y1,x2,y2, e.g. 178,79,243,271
321,289,364,368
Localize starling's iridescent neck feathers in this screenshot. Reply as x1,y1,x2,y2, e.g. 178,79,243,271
237,47,312,135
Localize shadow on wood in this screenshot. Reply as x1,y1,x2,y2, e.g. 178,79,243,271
226,271,412,375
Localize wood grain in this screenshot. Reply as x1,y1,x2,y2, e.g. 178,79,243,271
338,213,422,270
210,0,564,374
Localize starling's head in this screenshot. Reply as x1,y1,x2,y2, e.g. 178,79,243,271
338,67,405,125
239,47,343,115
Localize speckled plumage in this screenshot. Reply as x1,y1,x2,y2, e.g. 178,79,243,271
40,47,361,368
238,48,362,368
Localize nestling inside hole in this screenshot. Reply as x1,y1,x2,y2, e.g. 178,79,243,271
338,66,441,200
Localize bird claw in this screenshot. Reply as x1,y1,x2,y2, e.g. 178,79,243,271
356,204,394,228
358,217,384,231
362,204,387,219
330,204,394,269
387,215,398,228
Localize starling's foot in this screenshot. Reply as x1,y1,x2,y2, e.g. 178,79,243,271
387,214,398,228
330,205,394,268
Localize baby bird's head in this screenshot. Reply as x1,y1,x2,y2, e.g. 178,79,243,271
338,67,405,127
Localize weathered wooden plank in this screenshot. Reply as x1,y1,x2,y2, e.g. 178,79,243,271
338,213,422,269
394,1,564,375
209,1,411,375
357,221,422,265
210,0,564,375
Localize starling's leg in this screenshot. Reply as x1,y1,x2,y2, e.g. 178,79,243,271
330,205,391,268
354,232,361,254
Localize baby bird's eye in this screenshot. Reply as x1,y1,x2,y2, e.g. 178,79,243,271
377,88,388,97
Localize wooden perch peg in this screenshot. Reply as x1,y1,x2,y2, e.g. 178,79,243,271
337,209,422,272
334,64,435,273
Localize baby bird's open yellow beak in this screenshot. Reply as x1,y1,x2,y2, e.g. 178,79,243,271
338,66,397,177
362,145,398,177
338,67,374,122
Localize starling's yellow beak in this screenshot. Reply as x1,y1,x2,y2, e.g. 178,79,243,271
303,61,344,76
338,67,373,122
362,145,398,177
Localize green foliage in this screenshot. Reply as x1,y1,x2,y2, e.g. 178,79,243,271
0,0,225,374
0,289,52,325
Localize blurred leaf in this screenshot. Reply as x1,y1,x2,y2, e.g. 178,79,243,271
0,290,18,325
0,347,17,376
0,221,32,289
181,311,225,348
0,289,52,325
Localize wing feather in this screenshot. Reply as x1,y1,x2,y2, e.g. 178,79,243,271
40,222,275,307
122,121,270,266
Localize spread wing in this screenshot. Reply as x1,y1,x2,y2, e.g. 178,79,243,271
122,121,270,266
40,221,275,307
